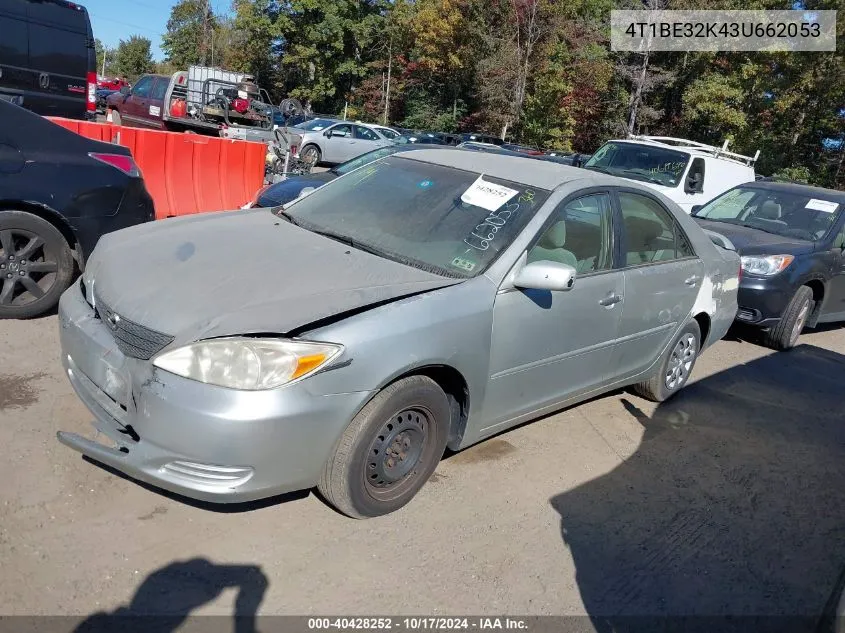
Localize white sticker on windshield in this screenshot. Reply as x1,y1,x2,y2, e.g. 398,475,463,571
149,105,160,117
460,175,519,212
806,199,839,213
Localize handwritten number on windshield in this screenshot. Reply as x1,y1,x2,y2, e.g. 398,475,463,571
464,188,534,251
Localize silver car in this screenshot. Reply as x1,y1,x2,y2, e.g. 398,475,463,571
57,150,740,518
297,120,394,165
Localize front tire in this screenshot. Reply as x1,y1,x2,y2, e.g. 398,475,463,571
300,144,321,166
0,211,74,319
764,285,813,351
318,376,450,518
633,320,701,402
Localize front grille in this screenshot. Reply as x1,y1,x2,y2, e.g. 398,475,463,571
94,294,174,360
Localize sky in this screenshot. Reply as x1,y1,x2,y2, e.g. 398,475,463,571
84,0,230,61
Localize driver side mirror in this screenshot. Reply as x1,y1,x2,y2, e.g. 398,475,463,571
685,172,704,194
691,205,702,216
323,130,332,138
513,261,576,292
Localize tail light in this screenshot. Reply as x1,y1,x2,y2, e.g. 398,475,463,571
290,144,298,156
86,71,96,112
89,152,141,177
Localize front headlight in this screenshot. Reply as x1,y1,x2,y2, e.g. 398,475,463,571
152,338,343,390
740,254,794,277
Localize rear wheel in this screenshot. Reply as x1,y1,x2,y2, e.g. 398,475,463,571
318,375,450,518
0,211,74,319
764,285,813,351
633,320,701,402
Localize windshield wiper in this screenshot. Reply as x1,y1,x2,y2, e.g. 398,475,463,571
584,165,612,175
619,169,666,186
305,227,390,259
273,207,300,226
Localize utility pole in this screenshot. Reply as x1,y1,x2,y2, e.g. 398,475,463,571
383,38,392,125
101,50,106,76
200,0,210,66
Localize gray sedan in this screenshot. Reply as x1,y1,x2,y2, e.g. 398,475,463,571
297,120,394,165
57,149,739,518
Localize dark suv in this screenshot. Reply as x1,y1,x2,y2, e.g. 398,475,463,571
0,101,155,318
0,0,96,119
693,181,845,350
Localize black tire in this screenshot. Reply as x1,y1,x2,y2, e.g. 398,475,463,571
633,320,701,403
318,375,450,518
0,211,74,319
764,285,813,351
107,108,122,126
300,144,321,165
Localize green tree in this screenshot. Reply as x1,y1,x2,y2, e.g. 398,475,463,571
229,0,281,89
113,36,154,82
161,0,216,68
94,39,116,76
681,73,748,141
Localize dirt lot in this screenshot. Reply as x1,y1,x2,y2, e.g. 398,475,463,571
1,313,844,626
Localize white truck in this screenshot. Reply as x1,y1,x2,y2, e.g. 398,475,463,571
583,136,759,214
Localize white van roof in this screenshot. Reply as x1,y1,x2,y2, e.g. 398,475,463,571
612,135,760,168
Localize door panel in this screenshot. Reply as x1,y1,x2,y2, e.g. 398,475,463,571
610,190,704,380
484,192,621,428
820,225,845,322
324,124,353,162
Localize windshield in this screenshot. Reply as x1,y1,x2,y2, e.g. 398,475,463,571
585,142,690,187
277,156,550,278
298,118,336,131
695,185,842,241
333,146,404,175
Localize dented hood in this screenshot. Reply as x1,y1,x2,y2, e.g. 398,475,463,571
85,209,459,345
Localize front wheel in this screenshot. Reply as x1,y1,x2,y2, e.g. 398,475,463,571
0,211,75,319
764,285,813,351
300,144,321,166
318,376,450,518
633,320,701,402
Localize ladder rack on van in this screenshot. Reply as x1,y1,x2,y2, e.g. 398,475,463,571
627,135,760,166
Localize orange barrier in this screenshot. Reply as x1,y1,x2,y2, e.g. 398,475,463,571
47,118,266,220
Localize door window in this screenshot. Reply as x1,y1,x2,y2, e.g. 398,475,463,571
131,76,153,98
330,124,352,138
528,194,613,274
618,192,696,266
355,125,380,141
150,77,167,100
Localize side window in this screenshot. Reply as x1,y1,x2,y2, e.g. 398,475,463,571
355,126,380,141
527,193,613,274
330,124,352,138
150,78,167,101
619,192,693,265
835,225,845,249
131,77,153,98
685,157,706,193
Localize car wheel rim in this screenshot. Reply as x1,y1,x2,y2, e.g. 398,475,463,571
365,407,430,497
790,300,810,346
303,148,317,163
0,229,58,307
665,333,696,391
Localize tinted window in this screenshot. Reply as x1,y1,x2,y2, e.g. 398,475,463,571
132,76,153,98
281,157,549,278
528,194,613,274
335,146,402,175
355,125,380,141
150,78,167,100
330,124,352,138
696,185,843,241
377,127,399,139
586,142,690,188
619,192,693,265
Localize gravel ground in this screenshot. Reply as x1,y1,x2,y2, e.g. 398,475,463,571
1,313,843,628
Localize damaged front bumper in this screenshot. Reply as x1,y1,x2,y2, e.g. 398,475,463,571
56,281,373,504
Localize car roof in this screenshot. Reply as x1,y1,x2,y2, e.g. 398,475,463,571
740,180,845,201
398,148,618,191
605,138,754,167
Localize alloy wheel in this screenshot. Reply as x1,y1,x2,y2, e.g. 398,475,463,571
0,229,59,307
665,333,697,391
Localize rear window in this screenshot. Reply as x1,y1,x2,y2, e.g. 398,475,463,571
27,1,91,78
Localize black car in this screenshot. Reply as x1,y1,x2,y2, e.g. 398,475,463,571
0,0,97,119
0,100,155,318
253,144,438,208
693,181,845,350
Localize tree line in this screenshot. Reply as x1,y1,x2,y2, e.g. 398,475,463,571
97,0,843,189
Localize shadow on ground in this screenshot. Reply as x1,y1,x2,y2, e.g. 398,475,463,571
551,344,845,633
73,558,268,633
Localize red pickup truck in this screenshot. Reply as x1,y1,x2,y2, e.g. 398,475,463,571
97,76,130,91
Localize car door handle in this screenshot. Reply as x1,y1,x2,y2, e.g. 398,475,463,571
599,294,623,307
684,276,699,286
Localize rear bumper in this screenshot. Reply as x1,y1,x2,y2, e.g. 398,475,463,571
57,282,373,503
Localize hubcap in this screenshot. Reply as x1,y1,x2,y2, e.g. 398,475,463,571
0,229,58,307
790,300,810,346
665,333,697,390
365,408,429,492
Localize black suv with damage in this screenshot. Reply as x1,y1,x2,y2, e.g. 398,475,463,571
692,181,845,350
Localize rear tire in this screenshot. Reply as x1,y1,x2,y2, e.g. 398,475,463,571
318,375,450,518
107,108,122,126
0,211,74,319
764,285,813,351
633,320,701,402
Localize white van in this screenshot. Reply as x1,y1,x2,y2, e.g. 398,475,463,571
583,136,759,214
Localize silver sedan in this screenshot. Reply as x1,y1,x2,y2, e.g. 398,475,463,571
296,120,394,165
57,149,739,518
